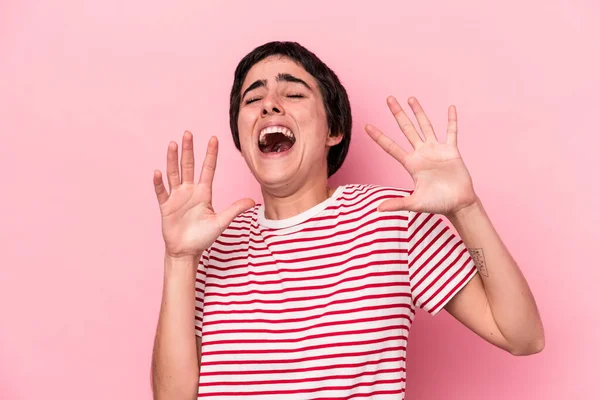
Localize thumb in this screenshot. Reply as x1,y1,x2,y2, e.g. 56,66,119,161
217,198,256,228
378,196,418,212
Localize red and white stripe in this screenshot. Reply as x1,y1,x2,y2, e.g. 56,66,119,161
194,184,476,399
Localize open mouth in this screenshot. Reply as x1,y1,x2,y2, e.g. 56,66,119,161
258,126,296,154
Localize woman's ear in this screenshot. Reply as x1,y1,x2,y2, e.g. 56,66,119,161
326,132,343,147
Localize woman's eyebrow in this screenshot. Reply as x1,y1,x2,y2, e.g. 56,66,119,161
242,73,313,99
276,73,312,91
242,79,266,99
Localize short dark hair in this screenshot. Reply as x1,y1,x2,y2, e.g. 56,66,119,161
229,41,352,178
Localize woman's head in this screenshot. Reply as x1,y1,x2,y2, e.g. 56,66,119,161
229,41,352,188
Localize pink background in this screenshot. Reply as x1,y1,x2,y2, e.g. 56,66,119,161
1,1,598,399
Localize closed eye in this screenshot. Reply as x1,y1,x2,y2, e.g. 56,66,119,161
245,97,262,105
244,93,303,105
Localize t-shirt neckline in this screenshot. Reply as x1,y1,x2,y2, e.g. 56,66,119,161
257,185,346,229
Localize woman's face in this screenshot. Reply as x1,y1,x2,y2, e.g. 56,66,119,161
237,56,342,191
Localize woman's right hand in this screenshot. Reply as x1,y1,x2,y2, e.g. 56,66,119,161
153,131,255,259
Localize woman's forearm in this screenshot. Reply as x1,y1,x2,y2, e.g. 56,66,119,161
151,253,200,400
448,199,545,354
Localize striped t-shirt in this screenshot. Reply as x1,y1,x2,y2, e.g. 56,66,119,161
194,184,477,399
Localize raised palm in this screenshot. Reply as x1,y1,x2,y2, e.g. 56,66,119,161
153,132,254,258
365,97,478,217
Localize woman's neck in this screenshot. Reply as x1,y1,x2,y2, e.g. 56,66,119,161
261,179,336,221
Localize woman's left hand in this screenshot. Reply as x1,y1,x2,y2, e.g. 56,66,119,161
365,96,479,217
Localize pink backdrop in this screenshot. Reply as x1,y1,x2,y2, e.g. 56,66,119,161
1,1,598,399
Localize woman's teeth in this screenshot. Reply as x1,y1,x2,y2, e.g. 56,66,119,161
259,126,295,145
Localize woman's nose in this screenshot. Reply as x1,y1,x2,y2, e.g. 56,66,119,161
262,105,282,115
261,94,283,116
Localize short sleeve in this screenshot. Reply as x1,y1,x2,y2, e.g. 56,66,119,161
407,210,477,315
194,248,210,337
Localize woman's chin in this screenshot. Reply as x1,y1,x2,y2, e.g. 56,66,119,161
255,169,296,188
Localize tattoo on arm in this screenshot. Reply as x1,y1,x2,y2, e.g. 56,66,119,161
468,248,489,277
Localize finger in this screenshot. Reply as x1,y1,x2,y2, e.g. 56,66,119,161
180,131,195,184
407,97,438,142
365,124,408,165
446,105,458,146
199,136,218,187
216,198,256,229
153,170,169,205
378,197,417,212
387,96,424,148
166,141,180,192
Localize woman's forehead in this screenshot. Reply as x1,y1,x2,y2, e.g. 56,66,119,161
243,56,316,87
